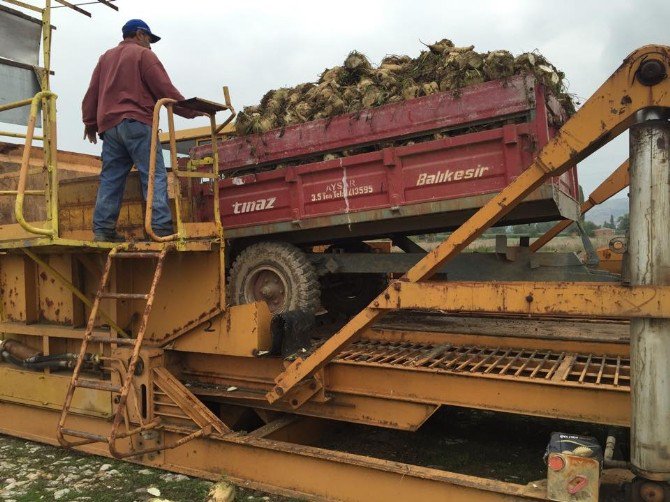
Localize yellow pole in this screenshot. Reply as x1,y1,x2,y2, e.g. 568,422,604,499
41,0,59,238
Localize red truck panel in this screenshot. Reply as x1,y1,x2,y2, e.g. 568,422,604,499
191,75,578,242
192,75,556,172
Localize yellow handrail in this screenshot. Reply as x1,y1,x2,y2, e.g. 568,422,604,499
146,97,180,242
0,90,57,237
146,96,227,242
15,91,57,236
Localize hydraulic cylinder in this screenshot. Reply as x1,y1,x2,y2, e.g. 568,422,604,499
629,116,670,481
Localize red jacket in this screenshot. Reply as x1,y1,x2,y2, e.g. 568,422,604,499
82,39,197,134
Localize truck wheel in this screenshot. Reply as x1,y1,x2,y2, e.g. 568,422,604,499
228,242,320,314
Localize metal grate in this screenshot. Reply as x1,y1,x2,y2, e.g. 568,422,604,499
335,340,630,389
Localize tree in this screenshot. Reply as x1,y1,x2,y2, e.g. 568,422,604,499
603,214,616,229
617,213,629,233
582,220,599,237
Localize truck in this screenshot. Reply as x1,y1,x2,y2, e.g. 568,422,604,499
188,73,579,314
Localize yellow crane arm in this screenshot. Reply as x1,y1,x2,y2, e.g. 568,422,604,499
266,44,670,404
530,158,630,252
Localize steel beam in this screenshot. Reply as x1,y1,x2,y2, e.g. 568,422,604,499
374,281,670,319
0,400,546,501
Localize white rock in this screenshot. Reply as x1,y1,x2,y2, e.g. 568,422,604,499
147,487,161,497
138,468,154,475
99,464,112,472
54,488,70,500
207,480,236,502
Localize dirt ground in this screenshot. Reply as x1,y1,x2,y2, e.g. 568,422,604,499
0,434,296,502
318,406,627,485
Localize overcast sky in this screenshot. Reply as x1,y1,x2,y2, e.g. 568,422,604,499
4,0,670,194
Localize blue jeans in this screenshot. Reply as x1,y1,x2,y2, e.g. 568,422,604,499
93,118,173,235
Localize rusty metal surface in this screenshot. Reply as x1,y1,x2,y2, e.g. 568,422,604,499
335,340,630,390
176,330,631,426
375,281,670,319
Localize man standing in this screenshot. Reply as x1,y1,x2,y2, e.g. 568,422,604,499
82,19,199,242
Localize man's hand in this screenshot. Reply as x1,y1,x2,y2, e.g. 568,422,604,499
83,125,98,144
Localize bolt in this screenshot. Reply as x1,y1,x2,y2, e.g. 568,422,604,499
275,386,284,396
393,282,401,291
525,294,534,303
639,481,665,502
637,59,667,86
291,399,298,406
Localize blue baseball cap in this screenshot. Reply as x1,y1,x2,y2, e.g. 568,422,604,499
122,19,161,43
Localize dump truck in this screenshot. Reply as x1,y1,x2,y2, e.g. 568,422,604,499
184,73,579,314
1,2,670,501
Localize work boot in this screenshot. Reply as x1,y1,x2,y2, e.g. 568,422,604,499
93,231,125,243
153,227,175,238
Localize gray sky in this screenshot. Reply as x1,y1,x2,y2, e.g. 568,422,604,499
5,0,670,194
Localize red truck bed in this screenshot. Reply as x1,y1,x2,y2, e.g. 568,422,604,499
190,75,578,245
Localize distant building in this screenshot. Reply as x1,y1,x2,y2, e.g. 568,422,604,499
594,227,615,238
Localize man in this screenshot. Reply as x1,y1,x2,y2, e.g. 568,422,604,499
82,19,199,242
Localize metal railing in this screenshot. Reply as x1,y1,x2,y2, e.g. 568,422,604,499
0,90,58,237
146,91,235,242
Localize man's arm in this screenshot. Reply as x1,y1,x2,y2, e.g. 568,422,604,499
82,61,101,143
140,51,200,119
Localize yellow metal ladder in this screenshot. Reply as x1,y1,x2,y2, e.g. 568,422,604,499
56,245,168,454
56,244,229,457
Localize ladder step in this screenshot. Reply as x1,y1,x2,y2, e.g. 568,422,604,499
99,292,149,300
113,252,161,259
60,428,107,443
76,378,122,393
88,335,137,346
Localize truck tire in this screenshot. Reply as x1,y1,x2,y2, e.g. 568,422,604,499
228,242,320,314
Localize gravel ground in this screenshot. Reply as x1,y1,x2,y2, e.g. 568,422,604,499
0,434,295,502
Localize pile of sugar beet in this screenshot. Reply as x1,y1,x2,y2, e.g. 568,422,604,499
234,38,574,136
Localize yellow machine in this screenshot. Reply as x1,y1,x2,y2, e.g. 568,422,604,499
1,2,670,501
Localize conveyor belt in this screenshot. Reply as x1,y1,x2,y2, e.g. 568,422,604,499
335,340,630,390
179,335,631,427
